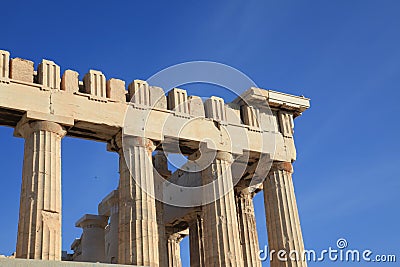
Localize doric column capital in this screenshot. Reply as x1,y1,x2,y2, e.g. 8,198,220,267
15,119,66,139
107,131,155,154
269,161,293,173
168,232,184,243
215,151,233,163
236,188,255,199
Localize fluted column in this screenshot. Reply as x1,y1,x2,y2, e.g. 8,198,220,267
236,189,262,267
201,151,244,267
153,151,171,267
108,133,160,266
263,162,307,267
167,233,183,267
188,214,205,267
15,120,66,260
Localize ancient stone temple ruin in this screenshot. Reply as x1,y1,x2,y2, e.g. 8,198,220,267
0,49,310,267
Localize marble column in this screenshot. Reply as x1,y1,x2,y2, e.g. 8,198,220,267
153,151,171,267
108,133,160,266
167,232,183,267
263,162,307,267
15,120,66,260
75,214,108,263
236,189,262,267
188,214,205,267
201,151,244,267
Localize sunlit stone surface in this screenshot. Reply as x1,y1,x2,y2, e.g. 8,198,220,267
0,49,310,267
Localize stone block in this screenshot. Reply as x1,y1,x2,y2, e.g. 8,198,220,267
259,110,279,132
167,88,189,113
9,58,34,83
61,70,79,93
0,50,10,79
188,96,205,117
106,78,126,102
204,96,226,121
284,137,297,161
83,70,106,98
225,103,241,124
38,59,61,89
150,86,167,109
128,79,150,105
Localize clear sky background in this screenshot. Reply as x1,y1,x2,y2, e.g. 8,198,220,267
0,1,399,266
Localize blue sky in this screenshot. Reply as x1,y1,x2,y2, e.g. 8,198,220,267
0,0,399,266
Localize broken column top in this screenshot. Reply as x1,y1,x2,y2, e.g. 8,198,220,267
75,214,108,228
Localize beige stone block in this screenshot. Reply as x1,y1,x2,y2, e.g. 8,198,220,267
150,86,167,109
106,78,126,102
83,70,106,98
204,96,226,121
0,50,10,79
226,103,241,124
38,59,61,89
259,110,279,132
61,69,79,93
167,88,189,113
128,79,150,105
188,96,205,117
9,58,34,83
284,137,297,162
